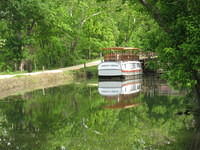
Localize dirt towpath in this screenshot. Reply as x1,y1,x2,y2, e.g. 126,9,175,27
0,60,101,79
0,60,101,99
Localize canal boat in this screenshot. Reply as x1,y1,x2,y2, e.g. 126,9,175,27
98,47,142,77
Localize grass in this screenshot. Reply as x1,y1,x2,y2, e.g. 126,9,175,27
0,71,28,75
74,66,98,80
0,58,100,75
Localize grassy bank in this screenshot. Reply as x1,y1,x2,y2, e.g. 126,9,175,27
0,71,74,99
74,66,98,79
0,65,99,100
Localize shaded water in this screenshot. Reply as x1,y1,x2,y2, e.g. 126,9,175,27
0,75,198,150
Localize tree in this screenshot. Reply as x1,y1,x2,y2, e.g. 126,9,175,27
124,0,200,98
0,0,121,71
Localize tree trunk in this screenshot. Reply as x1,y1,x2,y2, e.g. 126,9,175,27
19,60,25,72
70,39,78,53
19,59,33,72
193,71,200,101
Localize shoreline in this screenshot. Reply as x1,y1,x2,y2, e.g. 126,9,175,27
0,71,74,100
0,60,100,99
0,60,101,79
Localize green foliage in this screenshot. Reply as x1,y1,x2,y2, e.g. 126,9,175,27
0,0,199,95
0,79,194,150
0,39,5,48
124,0,200,92
0,0,123,71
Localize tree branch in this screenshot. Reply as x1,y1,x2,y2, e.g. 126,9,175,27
81,12,102,27
138,0,171,33
27,20,36,36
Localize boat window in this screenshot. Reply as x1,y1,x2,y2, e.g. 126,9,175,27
102,64,119,67
130,85,137,91
137,84,141,89
136,63,141,68
131,64,136,69
123,63,141,69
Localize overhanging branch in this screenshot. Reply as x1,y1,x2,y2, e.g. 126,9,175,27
138,0,171,33
81,12,102,27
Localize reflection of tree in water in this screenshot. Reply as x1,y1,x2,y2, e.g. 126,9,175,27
0,77,198,150
134,76,198,149
187,100,200,150
98,76,195,149
142,74,184,97
0,82,106,150
0,99,45,150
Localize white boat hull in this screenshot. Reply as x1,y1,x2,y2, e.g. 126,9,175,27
98,61,142,76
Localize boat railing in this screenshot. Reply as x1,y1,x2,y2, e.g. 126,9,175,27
104,53,139,61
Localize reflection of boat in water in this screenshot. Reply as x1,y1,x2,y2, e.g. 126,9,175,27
98,77,142,109
98,47,142,77
104,102,140,109
98,78,142,98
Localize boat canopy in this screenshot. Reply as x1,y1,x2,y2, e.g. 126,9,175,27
102,47,140,61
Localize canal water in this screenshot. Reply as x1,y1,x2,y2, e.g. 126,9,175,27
0,75,198,150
